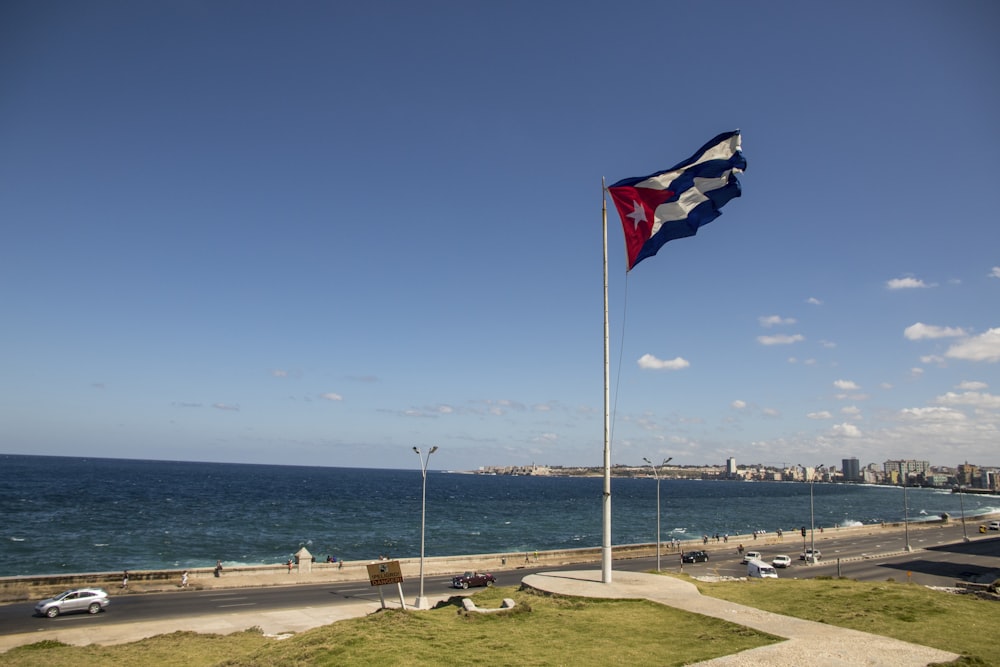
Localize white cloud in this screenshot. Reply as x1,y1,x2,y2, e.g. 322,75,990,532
945,328,1000,363
841,406,861,416
935,391,1000,409
759,315,797,328
832,423,862,437
637,354,690,370
989,266,1000,279
807,411,832,420
757,334,805,346
957,380,988,391
806,297,823,305
919,355,945,365
899,406,967,421
271,369,288,377
762,407,780,417
320,393,343,402
904,322,968,340
833,379,859,391
731,400,747,410
212,403,240,411
887,276,930,289
910,367,924,378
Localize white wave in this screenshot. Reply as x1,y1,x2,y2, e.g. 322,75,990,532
838,520,863,527
10,537,25,542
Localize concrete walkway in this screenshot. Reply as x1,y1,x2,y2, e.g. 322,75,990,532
522,570,959,666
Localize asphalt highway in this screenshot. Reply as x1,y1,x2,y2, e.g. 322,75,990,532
1,523,996,639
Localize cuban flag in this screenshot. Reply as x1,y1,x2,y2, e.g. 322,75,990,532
609,131,747,271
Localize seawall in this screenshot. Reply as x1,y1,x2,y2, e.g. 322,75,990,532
3,518,978,603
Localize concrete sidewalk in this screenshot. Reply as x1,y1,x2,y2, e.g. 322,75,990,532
522,570,959,666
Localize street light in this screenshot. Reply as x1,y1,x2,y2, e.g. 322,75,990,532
958,485,970,542
413,445,438,610
902,469,912,552
809,464,824,564
643,456,672,572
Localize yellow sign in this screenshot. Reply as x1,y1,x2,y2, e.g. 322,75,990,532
366,560,404,587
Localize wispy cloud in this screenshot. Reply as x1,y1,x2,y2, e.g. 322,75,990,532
758,315,797,328
904,322,967,340
637,354,690,371
212,403,240,411
887,276,931,289
945,328,1000,362
757,334,805,346
320,393,344,402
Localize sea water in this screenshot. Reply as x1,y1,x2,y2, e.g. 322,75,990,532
1,454,996,577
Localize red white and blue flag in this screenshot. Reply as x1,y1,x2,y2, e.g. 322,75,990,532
609,131,747,271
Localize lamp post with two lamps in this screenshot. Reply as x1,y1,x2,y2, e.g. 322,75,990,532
902,467,912,552
643,457,672,571
958,485,970,542
413,445,438,610
808,464,824,563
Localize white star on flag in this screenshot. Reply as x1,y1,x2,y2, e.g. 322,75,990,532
626,200,646,228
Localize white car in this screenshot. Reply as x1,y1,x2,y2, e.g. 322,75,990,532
34,588,110,618
771,554,792,568
988,521,1000,531
741,551,763,564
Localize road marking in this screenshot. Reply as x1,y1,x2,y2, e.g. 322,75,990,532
217,603,257,608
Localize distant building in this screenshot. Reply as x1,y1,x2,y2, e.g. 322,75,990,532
842,457,861,482
726,457,737,479
883,459,930,485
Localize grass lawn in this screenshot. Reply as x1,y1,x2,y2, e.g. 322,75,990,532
3,587,777,667
4,578,997,666
695,576,999,666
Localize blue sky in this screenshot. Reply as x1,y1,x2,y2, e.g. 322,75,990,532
2,1,998,472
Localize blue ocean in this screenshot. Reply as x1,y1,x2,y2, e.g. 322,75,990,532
1,454,996,577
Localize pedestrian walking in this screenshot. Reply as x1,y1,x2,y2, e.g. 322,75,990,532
181,571,188,588
121,570,129,589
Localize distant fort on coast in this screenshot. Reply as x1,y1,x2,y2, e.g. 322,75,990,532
464,457,1000,494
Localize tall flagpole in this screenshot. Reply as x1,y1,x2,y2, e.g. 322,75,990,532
601,178,612,584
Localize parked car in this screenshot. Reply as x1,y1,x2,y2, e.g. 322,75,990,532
741,551,763,564
34,588,110,618
681,550,709,563
800,548,822,562
771,554,792,568
451,571,496,589
988,521,1000,531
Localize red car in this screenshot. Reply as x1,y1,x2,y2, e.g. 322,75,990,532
451,571,496,589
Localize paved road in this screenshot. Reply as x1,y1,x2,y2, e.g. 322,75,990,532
666,522,1000,586
1,524,996,642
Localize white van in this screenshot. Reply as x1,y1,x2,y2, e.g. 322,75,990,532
747,559,778,579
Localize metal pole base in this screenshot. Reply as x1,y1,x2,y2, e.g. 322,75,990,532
414,596,432,610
